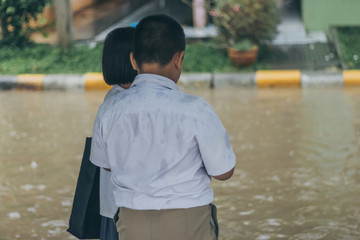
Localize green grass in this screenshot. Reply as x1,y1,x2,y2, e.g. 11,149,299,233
0,43,103,74
337,27,360,69
182,42,257,72
0,41,261,75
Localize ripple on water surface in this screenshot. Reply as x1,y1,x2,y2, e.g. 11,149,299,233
0,88,360,239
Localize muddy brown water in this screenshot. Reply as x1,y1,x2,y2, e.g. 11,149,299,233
0,87,359,240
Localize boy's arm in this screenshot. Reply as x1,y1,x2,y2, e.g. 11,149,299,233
196,103,236,180
213,167,234,181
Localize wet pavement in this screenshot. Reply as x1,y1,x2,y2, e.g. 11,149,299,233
258,43,341,70
0,87,360,239
30,0,341,71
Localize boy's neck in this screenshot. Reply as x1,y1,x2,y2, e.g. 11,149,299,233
119,83,132,89
139,63,180,83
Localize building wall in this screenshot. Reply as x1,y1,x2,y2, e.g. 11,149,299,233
31,0,99,27
302,0,360,34
70,0,104,13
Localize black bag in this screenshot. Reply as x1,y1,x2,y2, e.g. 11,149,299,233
67,137,101,239
210,203,219,240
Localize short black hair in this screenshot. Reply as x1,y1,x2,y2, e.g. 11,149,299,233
133,14,185,68
102,27,137,85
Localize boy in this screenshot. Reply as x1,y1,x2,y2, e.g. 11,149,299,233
90,14,236,240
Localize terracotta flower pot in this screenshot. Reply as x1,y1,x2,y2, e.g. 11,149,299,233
227,46,259,67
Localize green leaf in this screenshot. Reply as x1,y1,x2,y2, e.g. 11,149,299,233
6,6,15,14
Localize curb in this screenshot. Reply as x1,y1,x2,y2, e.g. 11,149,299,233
256,70,301,87
1,70,360,90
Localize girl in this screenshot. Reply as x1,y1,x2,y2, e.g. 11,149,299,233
98,27,137,240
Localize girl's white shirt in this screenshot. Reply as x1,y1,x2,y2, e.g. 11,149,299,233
99,85,124,218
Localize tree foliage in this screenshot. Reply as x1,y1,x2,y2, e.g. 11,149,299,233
0,0,50,47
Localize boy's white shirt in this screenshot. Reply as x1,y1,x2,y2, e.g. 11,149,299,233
91,74,236,210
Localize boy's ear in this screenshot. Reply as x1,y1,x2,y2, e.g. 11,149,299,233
174,51,185,70
130,52,139,71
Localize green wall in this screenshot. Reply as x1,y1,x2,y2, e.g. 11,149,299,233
302,0,360,34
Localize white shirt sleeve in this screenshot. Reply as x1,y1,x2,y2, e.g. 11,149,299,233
196,105,236,176
90,113,111,169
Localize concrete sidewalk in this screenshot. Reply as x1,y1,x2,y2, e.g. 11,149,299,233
1,70,360,90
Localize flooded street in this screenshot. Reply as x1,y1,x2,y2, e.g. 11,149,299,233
0,87,360,240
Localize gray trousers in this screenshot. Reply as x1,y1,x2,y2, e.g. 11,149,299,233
114,204,219,240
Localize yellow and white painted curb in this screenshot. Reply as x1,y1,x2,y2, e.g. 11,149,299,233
84,73,111,90
17,74,45,90
1,70,360,90
343,70,360,86
256,70,301,87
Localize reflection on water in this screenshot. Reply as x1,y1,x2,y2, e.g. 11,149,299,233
0,88,360,239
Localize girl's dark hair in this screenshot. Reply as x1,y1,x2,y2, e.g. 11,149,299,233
102,27,137,85
133,14,185,68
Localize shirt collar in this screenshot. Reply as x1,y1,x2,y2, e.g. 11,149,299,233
130,74,179,91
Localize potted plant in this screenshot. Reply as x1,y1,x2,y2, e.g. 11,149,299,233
209,0,279,67
227,39,259,67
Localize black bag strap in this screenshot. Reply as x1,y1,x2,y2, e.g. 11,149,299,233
210,203,219,240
